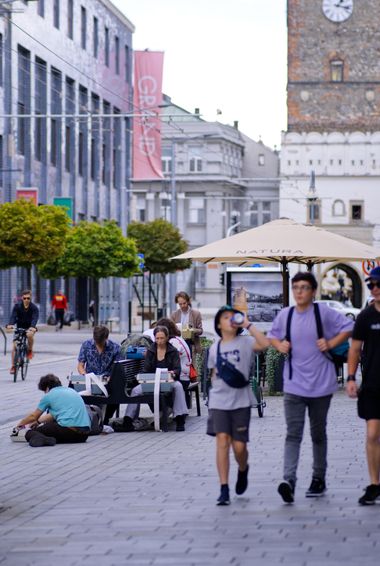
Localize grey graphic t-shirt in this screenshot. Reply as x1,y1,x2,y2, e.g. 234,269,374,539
208,336,255,410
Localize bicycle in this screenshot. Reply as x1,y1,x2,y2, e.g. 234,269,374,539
250,353,267,418
13,328,29,382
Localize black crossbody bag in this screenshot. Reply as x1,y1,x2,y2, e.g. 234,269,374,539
216,341,248,389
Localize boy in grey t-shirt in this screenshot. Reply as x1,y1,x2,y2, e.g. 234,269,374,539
207,306,269,505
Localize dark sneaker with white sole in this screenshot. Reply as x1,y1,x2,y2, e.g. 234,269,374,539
235,465,249,495
278,480,295,503
217,485,230,506
305,477,326,498
358,484,380,506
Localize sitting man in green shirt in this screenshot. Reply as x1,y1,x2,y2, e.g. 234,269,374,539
16,374,91,447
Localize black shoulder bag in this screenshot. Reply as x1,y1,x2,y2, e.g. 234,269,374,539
216,341,248,389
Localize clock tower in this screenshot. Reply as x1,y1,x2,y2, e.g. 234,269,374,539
280,0,380,305
287,0,380,132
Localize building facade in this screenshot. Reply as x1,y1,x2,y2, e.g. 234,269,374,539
280,0,380,305
131,96,279,309
0,0,134,324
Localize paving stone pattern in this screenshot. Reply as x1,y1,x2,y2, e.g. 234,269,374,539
0,330,379,565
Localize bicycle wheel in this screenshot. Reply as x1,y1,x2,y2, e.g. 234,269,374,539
21,354,28,381
14,347,21,383
256,385,265,418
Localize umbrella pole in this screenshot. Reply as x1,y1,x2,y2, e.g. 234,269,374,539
281,258,290,307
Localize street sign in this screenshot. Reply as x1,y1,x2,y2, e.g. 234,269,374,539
362,260,380,276
137,253,145,270
16,187,38,205
53,197,73,221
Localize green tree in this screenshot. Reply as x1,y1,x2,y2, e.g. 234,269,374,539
39,221,139,280
38,221,139,321
0,200,70,270
127,219,191,274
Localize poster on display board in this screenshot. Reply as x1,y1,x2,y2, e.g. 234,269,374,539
226,267,284,323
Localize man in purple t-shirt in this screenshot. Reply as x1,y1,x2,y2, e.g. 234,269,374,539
268,272,353,503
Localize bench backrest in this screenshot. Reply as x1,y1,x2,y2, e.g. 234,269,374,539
108,359,144,397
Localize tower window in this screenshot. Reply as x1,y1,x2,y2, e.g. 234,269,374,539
330,60,344,82
350,202,363,222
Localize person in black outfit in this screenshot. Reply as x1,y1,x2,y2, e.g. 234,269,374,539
6,289,39,374
121,326,189,432
346,266,380,505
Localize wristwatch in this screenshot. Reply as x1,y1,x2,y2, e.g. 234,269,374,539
346,375,356,382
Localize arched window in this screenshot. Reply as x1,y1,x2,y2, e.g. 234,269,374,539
330,60,344,82
332,199,346,217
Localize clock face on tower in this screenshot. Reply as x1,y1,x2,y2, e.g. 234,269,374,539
322,0,353,23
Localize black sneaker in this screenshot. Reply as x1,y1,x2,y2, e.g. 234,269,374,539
278,480,295,503
358,484,380,506
235,465,249,495
217,485,230,506
305,477,326,498
27,432,56,447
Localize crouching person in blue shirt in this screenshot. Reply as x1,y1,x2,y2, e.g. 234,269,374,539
16,374,91,447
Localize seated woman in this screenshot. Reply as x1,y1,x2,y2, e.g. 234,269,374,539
121,326,189,432
155,317,193,405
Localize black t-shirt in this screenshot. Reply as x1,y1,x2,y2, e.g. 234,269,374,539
352,304,380,390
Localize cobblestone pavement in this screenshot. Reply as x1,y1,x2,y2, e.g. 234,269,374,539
0,329,378,565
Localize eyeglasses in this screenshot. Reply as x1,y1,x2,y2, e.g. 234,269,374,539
22,297,31,301
291,285,312,292
366,280,380,290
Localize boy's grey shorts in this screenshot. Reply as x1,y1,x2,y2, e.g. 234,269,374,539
207,407,251,442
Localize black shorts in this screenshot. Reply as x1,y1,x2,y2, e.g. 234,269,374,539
207,407,251,443
357,388,380,421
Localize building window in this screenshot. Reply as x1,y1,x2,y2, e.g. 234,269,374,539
53,0,60,29
113,108,121,188
17,46,31,156
67,0,73,38
78,131,84,176
262,201,271,224
307,198,321,224
125,45,130,82
93,17,98,58
102,101,111,186
162,157,172,173
188,197,205,224
91,93,100,181
249,203,258,227
50,67,61,167
0,34,3,86
330,59,344,82
105,27,110,67
136,196,146,222
258,153,265,166
332,199,346,217
189,146,202,172
115,36,120,74
65,125,71,172
81,6,86,49
350,201,363,222
38,0,45,17
35,57,47,162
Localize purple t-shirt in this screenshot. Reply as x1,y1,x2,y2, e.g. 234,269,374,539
268,303,353,397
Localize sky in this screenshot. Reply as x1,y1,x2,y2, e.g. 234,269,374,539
113,0,288,150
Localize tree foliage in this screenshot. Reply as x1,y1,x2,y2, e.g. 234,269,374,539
0,200,70,269
128,219,191,274
38,220,139,280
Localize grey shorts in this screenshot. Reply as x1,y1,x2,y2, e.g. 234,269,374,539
207,407,251,443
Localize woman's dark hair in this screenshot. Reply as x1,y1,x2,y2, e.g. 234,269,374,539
153,325,169,338
175,291,191,306
38,374,62,391
291,271,318,290
156,317,180,338
93,325,109,344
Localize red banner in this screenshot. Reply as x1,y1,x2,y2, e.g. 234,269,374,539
132,51,164,180
16,188,38,205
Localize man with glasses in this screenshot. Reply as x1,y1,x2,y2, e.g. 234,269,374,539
6,289,39,374
268,272,353,503
346,266,380,505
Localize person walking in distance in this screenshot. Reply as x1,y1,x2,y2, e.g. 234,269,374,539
51,290,67,331
171,292,203,355
207,306,269,505
268,272,353,503
346,266,380,505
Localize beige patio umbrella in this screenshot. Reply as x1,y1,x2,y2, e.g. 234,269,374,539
173,218,380,305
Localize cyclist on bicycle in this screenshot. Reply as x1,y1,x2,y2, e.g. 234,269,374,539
6,289,39,374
